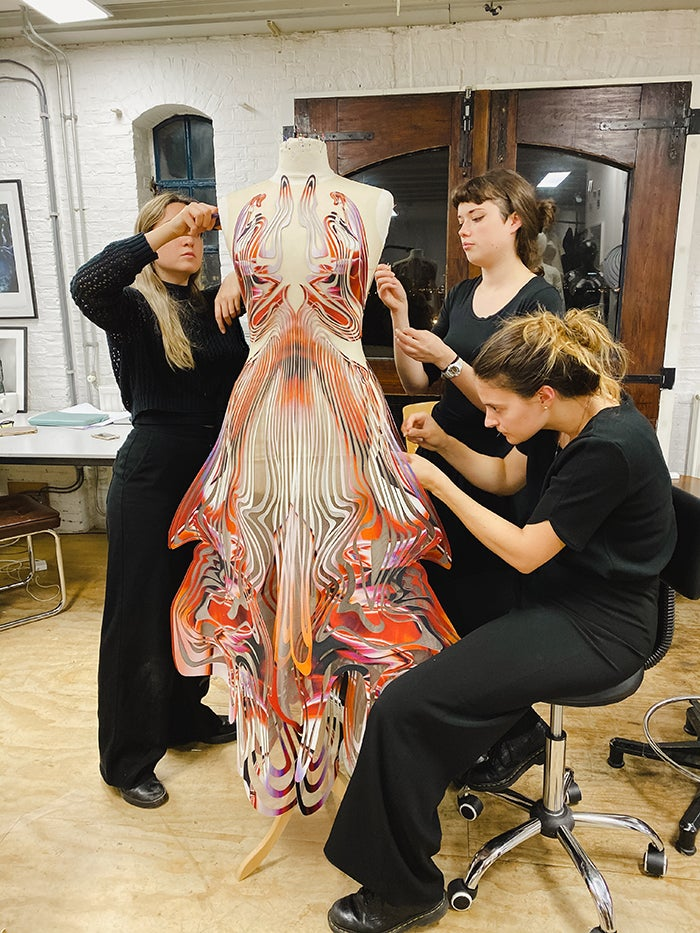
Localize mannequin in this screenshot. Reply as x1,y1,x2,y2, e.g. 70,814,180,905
169,137,457,818
391,248,438,289
536,232,565,306
220,137,393,366
392,248,440,328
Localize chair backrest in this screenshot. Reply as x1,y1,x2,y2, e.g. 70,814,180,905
663,484,700,600
646,483,700,670
401,400,437,454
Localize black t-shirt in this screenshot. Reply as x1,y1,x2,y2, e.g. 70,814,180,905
520,397,676,649
419,274,562,540
426,275,563,456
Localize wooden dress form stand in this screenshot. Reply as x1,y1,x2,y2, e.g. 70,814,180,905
236,772,348,880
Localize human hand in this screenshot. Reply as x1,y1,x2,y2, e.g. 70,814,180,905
402,411,447,452
374,264,408,315
167,202,220,239
394,327,454,368
215,272,244,333
407,453,447,494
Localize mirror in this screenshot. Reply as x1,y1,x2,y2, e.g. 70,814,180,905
349,148,449,357
517,146,630,336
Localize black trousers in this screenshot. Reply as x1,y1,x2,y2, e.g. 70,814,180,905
324,603,647,907
98,422,221,788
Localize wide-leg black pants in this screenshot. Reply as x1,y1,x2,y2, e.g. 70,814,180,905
325,604,647,907
98,422,221,788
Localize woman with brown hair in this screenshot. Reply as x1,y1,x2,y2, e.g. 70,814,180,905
376,169,562,636
325,308,675,933
71,193,248,808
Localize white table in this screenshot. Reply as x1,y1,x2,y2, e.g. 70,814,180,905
0,413,132,466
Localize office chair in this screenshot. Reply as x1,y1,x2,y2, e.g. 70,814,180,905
447,484,694,933
0,492,67,632
608,482,700,857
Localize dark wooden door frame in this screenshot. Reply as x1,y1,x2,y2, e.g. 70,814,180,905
295,83,691,421
471,82,690,423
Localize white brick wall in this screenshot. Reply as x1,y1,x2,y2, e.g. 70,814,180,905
1,9,699,528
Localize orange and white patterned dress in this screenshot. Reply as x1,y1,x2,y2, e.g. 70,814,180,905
170,174,457,816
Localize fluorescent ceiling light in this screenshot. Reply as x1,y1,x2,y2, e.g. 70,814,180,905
23,1,111,24
537,171,571,188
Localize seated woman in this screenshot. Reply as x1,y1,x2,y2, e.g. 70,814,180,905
324,308,676,933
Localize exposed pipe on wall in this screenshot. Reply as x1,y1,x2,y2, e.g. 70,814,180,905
21,10,101,405
0,60,78,405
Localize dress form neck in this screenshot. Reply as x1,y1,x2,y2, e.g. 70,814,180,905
274,137,334,180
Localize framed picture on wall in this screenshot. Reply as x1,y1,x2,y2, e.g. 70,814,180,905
0,326,28,411
0,180,38,319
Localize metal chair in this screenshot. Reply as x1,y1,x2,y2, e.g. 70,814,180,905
0,493,67,632
608,483,700,856
447,484,694,933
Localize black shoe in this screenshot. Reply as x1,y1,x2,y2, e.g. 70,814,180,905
200,714,237,745
169,714,237,747
460,716,548,792
328,887,447,933
118,774,168,809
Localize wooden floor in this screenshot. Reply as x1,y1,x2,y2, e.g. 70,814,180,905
1,533,699,933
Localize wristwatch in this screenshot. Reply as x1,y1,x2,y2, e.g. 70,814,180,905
441,355,464,380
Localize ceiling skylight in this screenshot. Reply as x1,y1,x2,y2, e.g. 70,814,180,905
23,1,111,24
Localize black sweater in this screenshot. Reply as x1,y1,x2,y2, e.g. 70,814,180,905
70,234,248,424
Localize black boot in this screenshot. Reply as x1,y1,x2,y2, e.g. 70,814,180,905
458,712,548,792
328,887,447,933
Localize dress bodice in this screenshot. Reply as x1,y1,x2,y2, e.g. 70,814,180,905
232,176,370,350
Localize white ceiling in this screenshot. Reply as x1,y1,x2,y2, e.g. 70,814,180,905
0,0,697,44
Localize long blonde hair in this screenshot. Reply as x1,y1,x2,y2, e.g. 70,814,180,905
133,192,202,370
473,308,628,402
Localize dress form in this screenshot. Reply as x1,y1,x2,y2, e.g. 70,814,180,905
170,138,456,827
391,248,441,328
221,137,393,363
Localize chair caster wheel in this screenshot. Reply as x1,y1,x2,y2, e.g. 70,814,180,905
456,792,483,821
607,742,625,768
676,828,697,856
566,780,582,805
643,843,667,876
590,927,616,932
447,877,477,911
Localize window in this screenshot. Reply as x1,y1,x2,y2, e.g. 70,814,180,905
152,114,220,286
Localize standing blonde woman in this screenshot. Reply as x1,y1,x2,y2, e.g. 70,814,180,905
325,309,675,933
71,193,248,808
376,169,562,635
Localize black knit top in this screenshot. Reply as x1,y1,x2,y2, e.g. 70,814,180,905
70,234,249,425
